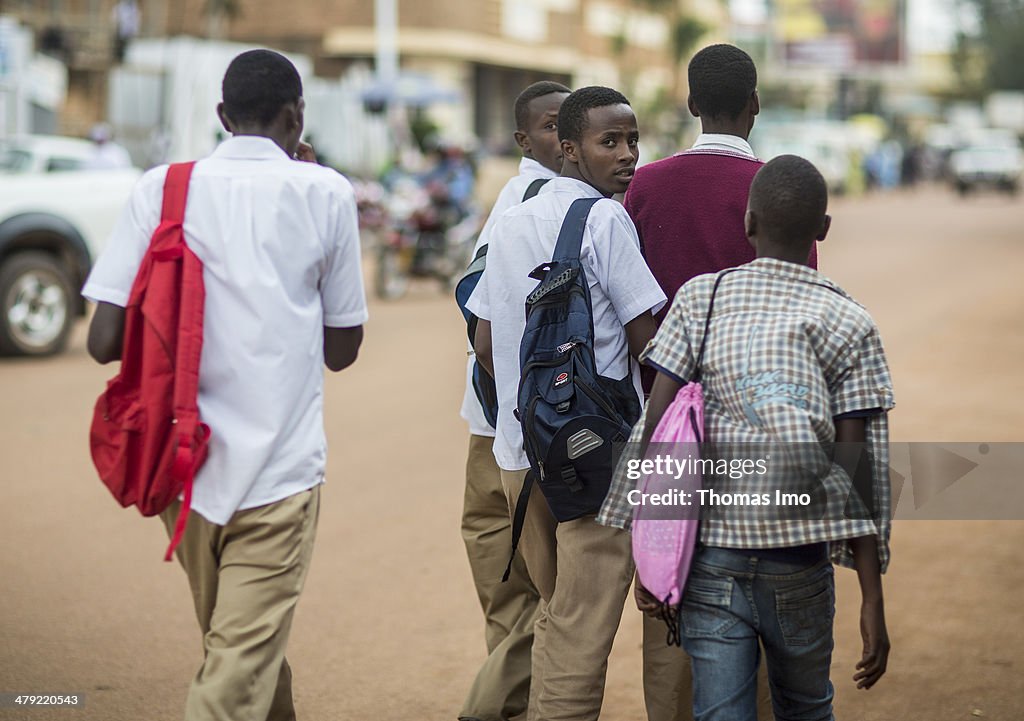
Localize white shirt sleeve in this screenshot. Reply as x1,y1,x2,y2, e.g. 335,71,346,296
587,201,666,324
465,260,491,322
321,179,369,328
81,167,165,307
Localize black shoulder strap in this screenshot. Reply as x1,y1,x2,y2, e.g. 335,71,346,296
552,197,601,263
502,469,534,582
693,268,738,382
522,177,550,202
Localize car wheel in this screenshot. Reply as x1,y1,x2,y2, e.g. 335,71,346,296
0,251,74,356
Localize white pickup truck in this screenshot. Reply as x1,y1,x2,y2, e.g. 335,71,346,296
0,135,140,356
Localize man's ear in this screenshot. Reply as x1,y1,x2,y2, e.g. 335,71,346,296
561,138,579,164
280,100,302,132
744,208,758,248
687,95,700,119
216,103,234,134
750,90,760,117
514,129,530,154
816,213,831,242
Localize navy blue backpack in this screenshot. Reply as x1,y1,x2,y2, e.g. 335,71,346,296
456,178,550,428
503,196,641,578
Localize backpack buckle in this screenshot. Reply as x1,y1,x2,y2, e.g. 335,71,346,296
560,465,582,493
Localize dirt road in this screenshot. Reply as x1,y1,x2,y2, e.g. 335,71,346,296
1,186,1023,721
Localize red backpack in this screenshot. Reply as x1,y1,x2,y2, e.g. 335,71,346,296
90,161,210,561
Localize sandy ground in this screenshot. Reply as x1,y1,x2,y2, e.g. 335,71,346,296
1,186,1023,721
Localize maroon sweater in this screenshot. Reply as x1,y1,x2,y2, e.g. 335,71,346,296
625,148,818,326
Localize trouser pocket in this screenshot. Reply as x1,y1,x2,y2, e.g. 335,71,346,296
774,565,835,646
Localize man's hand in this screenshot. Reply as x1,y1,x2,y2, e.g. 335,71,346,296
295,141,317,163
635,579,669,619
854,597,890,689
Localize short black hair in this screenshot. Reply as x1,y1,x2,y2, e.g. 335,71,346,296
222,49,303,126
749,155,828,243
688,44,757,120
514,81,571,130
557,86,630,143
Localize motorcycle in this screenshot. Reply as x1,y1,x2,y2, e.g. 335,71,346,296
374,177,479,300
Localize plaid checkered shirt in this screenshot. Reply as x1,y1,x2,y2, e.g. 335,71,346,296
598,258,895,572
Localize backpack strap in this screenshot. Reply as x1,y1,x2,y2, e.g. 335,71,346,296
503,197,601,582
692,268,738,383
522,177,549,202
502,469,535,582
551,197,601,263
160,161,204,562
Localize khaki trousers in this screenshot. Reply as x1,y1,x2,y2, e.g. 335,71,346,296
500,469,634,721
641,593,772,721
160,486,320,721
461,435,540,721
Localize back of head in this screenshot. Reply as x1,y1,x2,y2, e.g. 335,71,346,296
514,80,571,130
688,44,757,120
749,155,828,246
222,49,303,126
557,86,630,143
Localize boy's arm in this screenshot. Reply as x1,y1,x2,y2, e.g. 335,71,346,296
474,319,493,378
321,179,369,372
640,370,682,453
87,302,126,364
836,416,890,690
324,325,363,372
624,311,656,361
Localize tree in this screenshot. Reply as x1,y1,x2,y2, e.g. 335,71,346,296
954,0,1024,92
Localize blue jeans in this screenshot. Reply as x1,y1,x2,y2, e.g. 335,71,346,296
679,546,836,721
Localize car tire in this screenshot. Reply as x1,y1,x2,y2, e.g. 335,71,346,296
0,251,75,356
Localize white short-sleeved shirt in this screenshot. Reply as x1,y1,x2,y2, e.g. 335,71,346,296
460,157,557,437
466,177,667,471
83,135,368,525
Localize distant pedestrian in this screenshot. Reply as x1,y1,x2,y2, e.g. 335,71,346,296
111,0,139,64
84,123,133,170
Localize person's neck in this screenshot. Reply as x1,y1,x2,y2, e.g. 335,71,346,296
755,241,814,265
560,165,607,197
699,120,750,141
230,127,290,155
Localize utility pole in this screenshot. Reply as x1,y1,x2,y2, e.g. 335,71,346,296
374,0,398,84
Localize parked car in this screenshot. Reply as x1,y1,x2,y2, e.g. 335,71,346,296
950,129,1023,196
0,135,140,356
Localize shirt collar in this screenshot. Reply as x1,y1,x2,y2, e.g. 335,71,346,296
519,156,559,179
690,133,756,159
210,135,292,161
744,257,846,296
548,176,603,198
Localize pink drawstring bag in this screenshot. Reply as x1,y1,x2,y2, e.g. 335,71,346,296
631,269,733,645
631,382,704,642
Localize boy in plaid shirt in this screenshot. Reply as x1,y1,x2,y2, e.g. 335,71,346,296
600,155,894,720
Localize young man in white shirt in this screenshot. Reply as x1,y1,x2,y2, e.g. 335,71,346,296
84,50,366,721
467,86,666,721
459,81,570,721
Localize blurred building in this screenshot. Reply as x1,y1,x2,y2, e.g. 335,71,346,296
0,0,142,135
155,0,683,152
